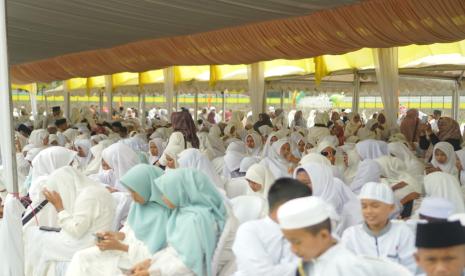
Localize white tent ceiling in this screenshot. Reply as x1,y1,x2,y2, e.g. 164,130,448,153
7,0,358,65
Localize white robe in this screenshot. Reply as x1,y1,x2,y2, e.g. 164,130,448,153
341,221,417,273
66,225,151,276
25,185,115,276
301,243,375,276
233,216,298,276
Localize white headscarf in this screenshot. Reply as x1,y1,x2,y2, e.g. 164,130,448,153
74,138,93,169
388,142,424,175
62,128,80,144
424,172,465,213
148,138,165,165
355,139,388,160
28,129,49,148
245,163,276,200
239,156,260,173
206,125,225,159
159,132,186,167
178,148,225,191
223,141,247,178
101,142,140,190
290,132,304,158
350,159,381,194
432,142,458,176
84,139,113,176
294,163,357,215
260,139,291,179
246,132,263,157
48,134,58,145
29,147,77,200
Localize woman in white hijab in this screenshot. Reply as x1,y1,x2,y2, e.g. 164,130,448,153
178,148,226,192
260,130,287,159
74,138,93,171
289,132,305,159
28,146,77,203
223,123,242,147
24,166,115,276
63,128,80,146
98,142,140,192
388,142,424,184
84,139,114,176
28,129,49,148
244,163,276,216
259,139,292,179
245,132,263,157
223,141,248,179
148,138,165,166
455,148,465,186
272,109,287,130
159,132,188,169
424,172,465,213
306,112,330,145
355,139,388,160
300,152,345,182
205,125,225,160
294,163,362,234
349,159,382,194
427,142,458,177
375,156,422,207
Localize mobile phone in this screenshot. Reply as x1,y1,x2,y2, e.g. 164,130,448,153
39,226,61,232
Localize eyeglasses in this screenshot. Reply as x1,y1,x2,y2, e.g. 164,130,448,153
321,149,336,157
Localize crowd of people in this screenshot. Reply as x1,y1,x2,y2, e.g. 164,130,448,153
0,104,465,276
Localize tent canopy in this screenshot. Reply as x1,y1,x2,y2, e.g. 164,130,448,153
10,0,465,83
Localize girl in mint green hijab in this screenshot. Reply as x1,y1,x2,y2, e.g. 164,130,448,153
120,164,169,254
154,168,227,276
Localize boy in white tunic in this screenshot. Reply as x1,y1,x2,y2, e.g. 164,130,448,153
277,196,375,276
341,182,417,273
233,178,311,276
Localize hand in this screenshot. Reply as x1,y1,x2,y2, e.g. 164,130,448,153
425,165,441,175
131,259,151,273
391,181,408,191
97,231,125,241
106,186,119,193
130,270,150,276
43,188,64,212
96,238,128,252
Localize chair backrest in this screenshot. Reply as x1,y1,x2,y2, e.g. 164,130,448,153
230,195,266,224
225,177,249,199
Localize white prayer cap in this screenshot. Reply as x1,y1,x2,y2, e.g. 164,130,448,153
278,196,330,230
358,182,394,205
419,197,454,219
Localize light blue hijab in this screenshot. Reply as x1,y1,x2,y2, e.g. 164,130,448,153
154,168,227,276
120,164,169,254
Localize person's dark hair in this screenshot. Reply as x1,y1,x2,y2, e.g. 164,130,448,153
55,118,67,127
303,218,331,235
17,124,31,136
267,178,311,211
433,110,442,116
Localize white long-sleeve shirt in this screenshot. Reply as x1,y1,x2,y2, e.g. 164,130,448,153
233,216,298,276
341,220,417,273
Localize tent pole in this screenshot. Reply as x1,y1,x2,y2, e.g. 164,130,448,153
105,75,113,121
352,71,360,115
0,0,18,194
280,90,284,109
63,81,70,120
222,91,226,122
30,83,38,123
194,89,199,121
98,89,104,117
452,81,460,121
138,88,145,127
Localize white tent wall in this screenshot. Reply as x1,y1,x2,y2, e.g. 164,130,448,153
163,67,175,116
248,62,266,121
373,48,399,128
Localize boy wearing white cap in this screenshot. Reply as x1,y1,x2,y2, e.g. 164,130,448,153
341,182,417,273
233,178,311,276
278,196,374,276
